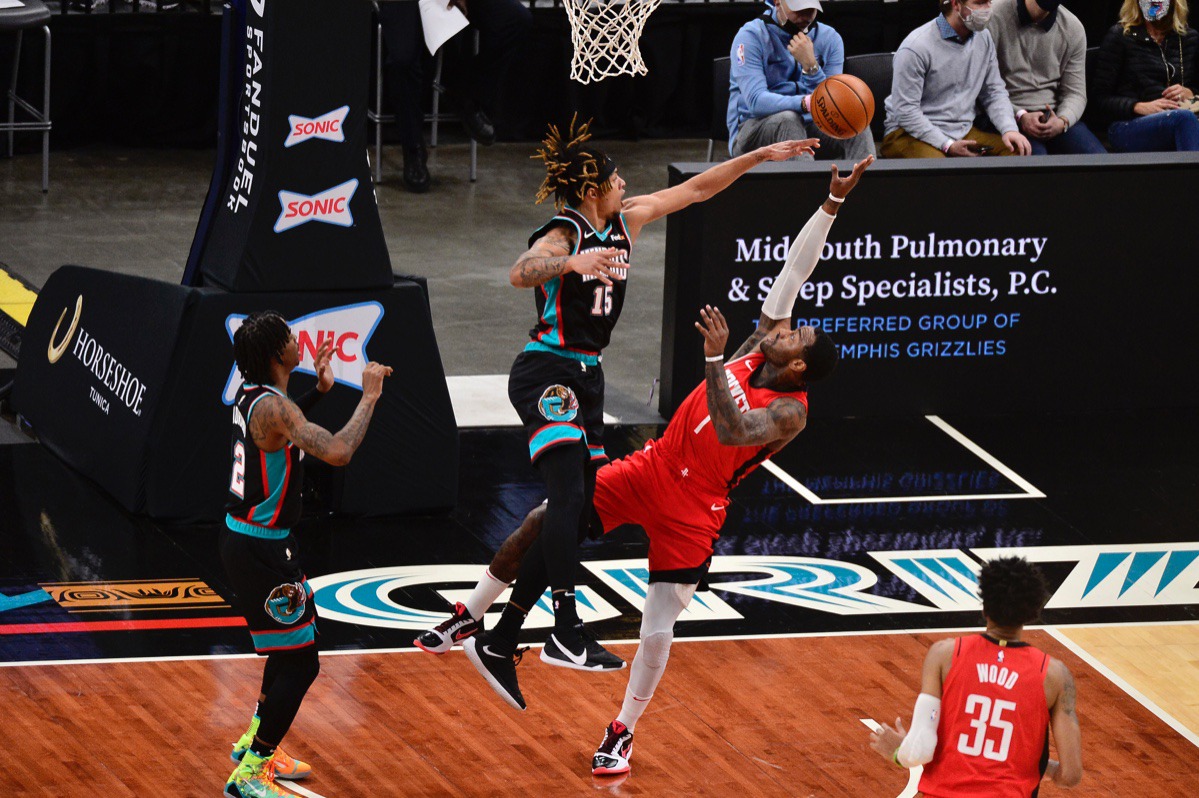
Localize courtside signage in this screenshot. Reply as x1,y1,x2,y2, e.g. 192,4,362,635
221,301,384,404
274,178,358,233
284,105,349,148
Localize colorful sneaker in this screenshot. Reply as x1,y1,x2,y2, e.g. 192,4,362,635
463,632,527,711
224,751,293,798
231,742,311,781
414,601,481,654
592,720,634,775
541,623,626,671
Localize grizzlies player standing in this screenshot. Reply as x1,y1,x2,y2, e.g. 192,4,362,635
221,311,391,798
455,115,819,701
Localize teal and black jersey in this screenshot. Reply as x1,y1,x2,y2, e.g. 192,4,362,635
226,384,304,534
527,207,632,356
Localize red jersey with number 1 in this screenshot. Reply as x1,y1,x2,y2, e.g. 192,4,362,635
919,634,1051,798
654,352,807,499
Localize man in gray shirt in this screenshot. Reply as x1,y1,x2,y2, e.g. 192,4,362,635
882,0,1032,158
988,0,1106,154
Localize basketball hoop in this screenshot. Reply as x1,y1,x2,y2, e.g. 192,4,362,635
563,0,662,85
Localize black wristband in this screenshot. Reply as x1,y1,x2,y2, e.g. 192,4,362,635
295,387,326,412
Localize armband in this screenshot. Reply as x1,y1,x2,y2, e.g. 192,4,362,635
895,693,941,767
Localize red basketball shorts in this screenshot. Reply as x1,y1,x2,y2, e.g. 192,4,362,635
591,444,726,583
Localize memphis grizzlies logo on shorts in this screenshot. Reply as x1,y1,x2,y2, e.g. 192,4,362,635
264,581,307,625
538,385,579,422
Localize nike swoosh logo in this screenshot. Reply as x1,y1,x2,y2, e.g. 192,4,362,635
482,644,506,659
711,503,724,511
550,634,588,665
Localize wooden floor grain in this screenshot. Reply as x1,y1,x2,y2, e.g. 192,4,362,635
1,631,1196,796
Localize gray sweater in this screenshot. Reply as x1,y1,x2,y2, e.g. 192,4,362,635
988,0,1088,126
884,16,1017,149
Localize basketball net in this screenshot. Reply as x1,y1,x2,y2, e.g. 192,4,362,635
563,0,662,85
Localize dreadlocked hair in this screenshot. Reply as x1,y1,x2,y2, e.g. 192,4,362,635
532,114,614,211
233,310,291,386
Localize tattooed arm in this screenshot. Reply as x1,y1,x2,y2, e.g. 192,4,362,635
509,224,625,288
251,363,392,467
729,316,791,360
1045,659,1083,787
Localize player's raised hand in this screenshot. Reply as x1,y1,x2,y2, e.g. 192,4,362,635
829,154,874,200
758,139,819,162
314,338,336,393
361,362,393,402
695,305,729,360
569,248,625,286
868,717,908,761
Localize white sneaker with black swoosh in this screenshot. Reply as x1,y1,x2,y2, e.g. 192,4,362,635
540,623,626,671
464,632,527,711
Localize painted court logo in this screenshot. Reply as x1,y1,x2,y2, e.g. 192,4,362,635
284,105,349,148
222,302,385,405
539,385,579,422
274,179,358,233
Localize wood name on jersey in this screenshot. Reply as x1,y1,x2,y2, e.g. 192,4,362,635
976,663,1021,691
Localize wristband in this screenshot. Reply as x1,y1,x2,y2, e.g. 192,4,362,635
1015,108,1027,120
891,748,903,767
826,193,844,204
705,354,724,362
941,140,953,153
295,387,326,412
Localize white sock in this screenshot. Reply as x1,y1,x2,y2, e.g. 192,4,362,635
464,568,510,621
615,655,660,732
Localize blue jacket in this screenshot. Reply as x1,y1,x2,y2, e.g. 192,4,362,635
727,8,847,153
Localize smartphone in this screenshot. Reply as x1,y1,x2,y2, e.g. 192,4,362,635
967,144,993,155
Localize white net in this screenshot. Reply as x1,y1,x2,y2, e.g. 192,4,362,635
563,0,663,85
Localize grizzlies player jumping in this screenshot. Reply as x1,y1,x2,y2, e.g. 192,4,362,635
221,311,391,798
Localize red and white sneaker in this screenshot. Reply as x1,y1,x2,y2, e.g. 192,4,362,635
591,720,634,775
413,602,481,654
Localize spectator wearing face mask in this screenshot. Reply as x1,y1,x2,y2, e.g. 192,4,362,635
727,0,876,161
882,0,1032,158
1092,0,1199,152
988,0,1107,154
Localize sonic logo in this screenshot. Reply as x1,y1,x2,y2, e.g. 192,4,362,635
222,302,385,405
285,106,349,148
538,384,579,422
274,179,358,233
264,582,307,625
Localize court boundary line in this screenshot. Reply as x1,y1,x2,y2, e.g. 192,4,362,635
762,414,1045,505
1044,626,1199,751
6,619,1199,669
859,719,921,798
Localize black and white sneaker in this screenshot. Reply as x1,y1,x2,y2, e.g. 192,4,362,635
463,632,527,711
592,720,634,775
540,623,626,671
413,602,481,654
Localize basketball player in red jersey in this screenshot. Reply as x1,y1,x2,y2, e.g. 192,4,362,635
868,556,1083,796
417,156,874,775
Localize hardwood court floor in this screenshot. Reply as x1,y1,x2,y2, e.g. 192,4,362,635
2,631,1196,797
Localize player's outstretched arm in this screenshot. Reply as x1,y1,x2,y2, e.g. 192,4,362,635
510,225,624,289
1045,659,1083,787
729,156,874,360
695,305,806,447
621,139,818,242
254,363,392,467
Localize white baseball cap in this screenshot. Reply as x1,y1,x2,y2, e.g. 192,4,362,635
782,0,822,11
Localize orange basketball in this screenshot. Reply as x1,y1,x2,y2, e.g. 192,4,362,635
809,74,875,140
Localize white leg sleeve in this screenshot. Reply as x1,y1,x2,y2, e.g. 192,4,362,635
464,567,510,621
615,582,696,732
760,207,836,321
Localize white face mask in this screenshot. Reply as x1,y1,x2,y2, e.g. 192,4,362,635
961,2,993,32
1140,0,1171,22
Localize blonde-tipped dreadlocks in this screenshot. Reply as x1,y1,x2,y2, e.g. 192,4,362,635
532,114,615,211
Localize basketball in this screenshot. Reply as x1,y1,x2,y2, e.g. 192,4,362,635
809,75,875,140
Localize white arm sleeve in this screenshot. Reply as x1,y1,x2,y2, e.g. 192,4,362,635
760,206,835,321
896,692,941,768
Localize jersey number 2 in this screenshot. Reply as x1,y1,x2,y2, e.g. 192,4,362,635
230,441,246,499
590,285,613,316
957,694,1016,762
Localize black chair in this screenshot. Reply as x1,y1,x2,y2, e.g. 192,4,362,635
842,52,894,145
707,56,731,162
1,0,51,192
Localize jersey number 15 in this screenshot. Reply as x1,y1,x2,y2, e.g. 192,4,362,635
957,694,1016,762
590,285,613,316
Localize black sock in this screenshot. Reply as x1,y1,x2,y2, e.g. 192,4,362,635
536,445,587,630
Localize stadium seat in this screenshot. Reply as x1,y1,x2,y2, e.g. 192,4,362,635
707,56,731,162
842,52,893,145
1,0,51,192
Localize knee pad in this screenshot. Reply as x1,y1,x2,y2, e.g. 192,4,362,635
639,629,673,670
